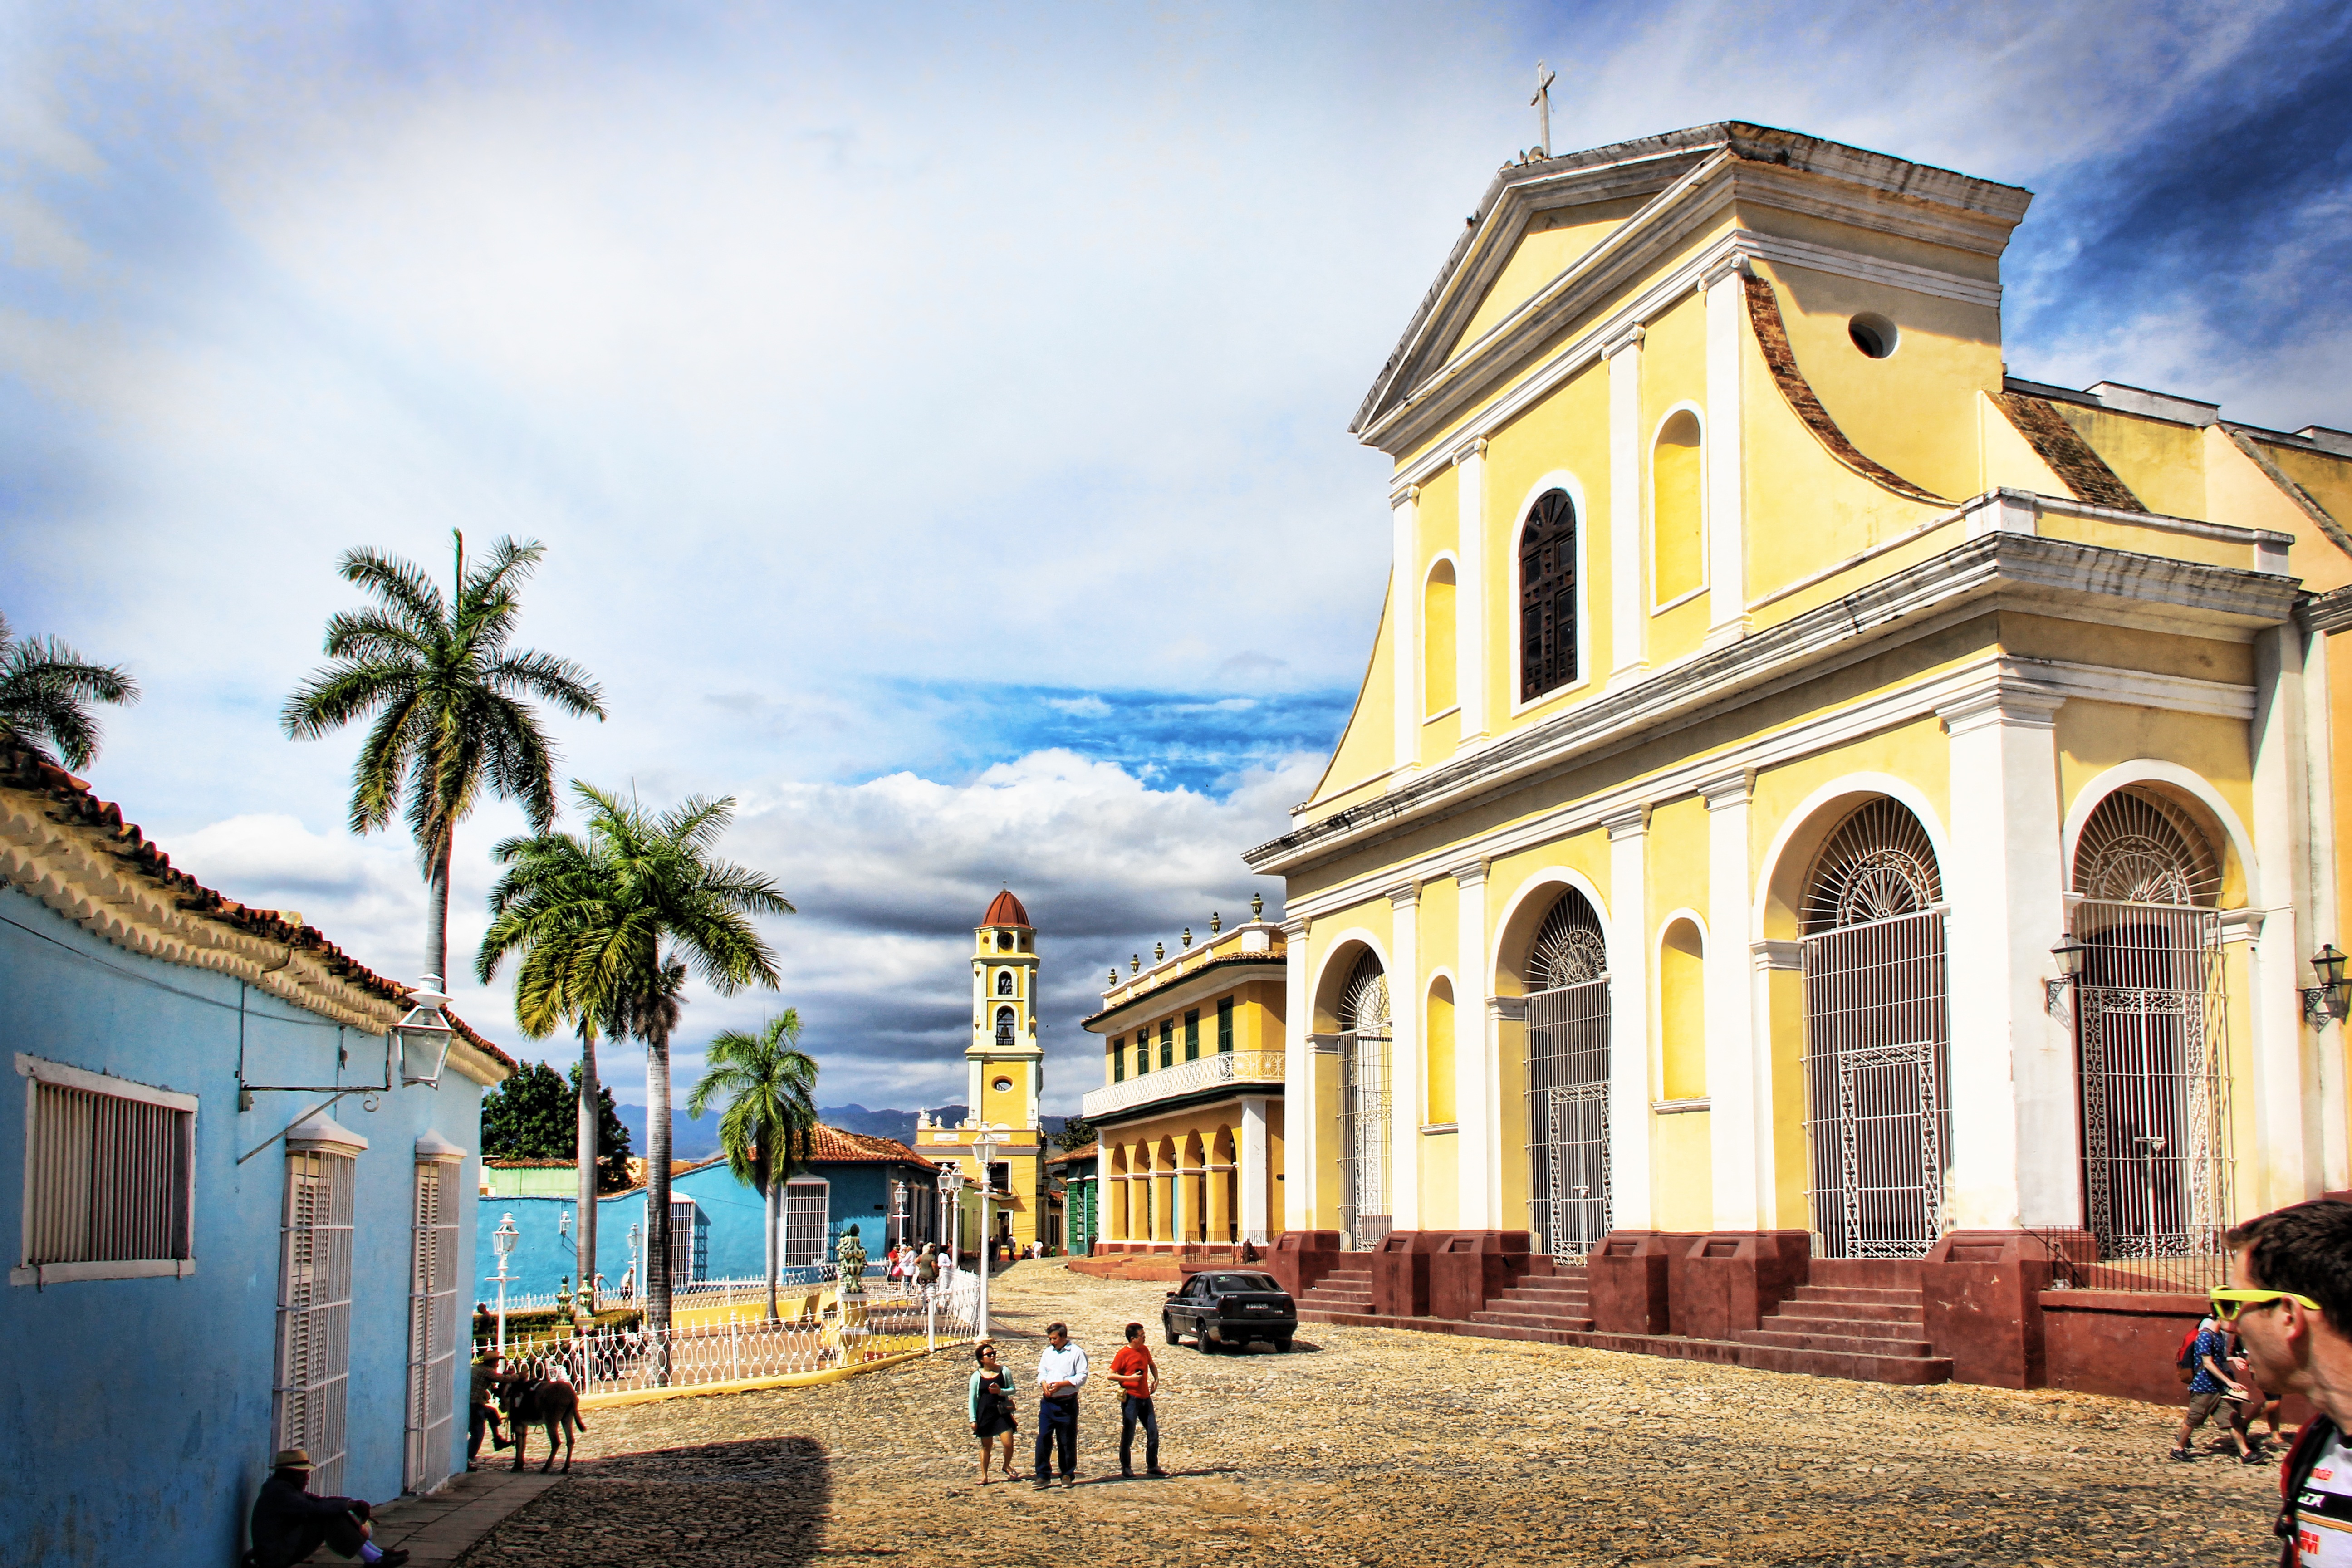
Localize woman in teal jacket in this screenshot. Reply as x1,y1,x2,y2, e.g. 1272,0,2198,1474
969,1340,1020,1483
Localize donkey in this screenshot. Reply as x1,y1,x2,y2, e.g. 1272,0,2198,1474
499,1373,586,1473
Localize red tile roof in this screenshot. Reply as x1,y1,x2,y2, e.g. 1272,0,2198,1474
983,889,1032,929
0,737,515,1074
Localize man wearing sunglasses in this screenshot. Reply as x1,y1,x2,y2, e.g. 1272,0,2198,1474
2221,1200,2352,1565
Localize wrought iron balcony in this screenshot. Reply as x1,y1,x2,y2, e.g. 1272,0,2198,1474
1080,1049,1284,1121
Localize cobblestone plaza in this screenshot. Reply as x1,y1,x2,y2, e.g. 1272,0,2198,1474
451,1262,2286,1568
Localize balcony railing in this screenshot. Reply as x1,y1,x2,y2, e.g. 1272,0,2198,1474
1081,1049,1284,1121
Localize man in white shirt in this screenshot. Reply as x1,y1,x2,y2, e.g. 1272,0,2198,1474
1032,1321,1089,1490
2223,1200,2352,1565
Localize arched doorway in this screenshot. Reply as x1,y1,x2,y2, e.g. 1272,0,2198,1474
1800,798,1950,1259
1335,951,1392,1251
1523,889,1610,1262
2070,787,2230,1264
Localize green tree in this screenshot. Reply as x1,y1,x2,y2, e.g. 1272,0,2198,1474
280,530,604,987
484,783,791,1336
687,1012,819,1321
0,611,139,770
480,1060,634,1192
1051,1117,1096,1152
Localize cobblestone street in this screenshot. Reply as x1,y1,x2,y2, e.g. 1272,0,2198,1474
455,1262,2287,1568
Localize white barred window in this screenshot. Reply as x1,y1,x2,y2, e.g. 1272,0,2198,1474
14,1054,197,1287
275,1145,355,1497
782,1179,829,1266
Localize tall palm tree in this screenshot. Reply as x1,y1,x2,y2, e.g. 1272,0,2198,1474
478,823,620,1305
687,1012,820,1321
490,783,792,1335
0,611,139,770
282,531,604,986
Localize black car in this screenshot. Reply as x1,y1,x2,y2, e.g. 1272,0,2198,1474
1162,1270,1296,1354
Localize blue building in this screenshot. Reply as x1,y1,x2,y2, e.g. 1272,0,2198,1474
475,1126,941,1302
0,742,513,1566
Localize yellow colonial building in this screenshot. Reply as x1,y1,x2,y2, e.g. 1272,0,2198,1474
1244,122,2352,1389
916,891,1049,1253
1082,906,1287,1253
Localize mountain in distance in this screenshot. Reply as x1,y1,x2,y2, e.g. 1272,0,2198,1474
615,1103,1067,1161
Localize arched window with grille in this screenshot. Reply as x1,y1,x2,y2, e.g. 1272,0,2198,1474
2069,786,2231,1272
1799,798,1950,1259
1519,489,1579,702
995,1006,1016,1048
1524,888,1610,1262
1334,951,1391,1251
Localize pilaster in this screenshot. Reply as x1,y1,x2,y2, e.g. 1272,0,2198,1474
1939,679,2069,1230
1603,805,1653,1231
1698,769,1760,1230
1387,881,1422,1229
1606,325,1646,682
1392,488,1420,777
1701,254,1749,649
2252,624,2317,1206
1452,860,1492,1227
1239,1096,1271,1245
1282,917,1313,1231
1750,939,1806,1229
1455,442,1489,747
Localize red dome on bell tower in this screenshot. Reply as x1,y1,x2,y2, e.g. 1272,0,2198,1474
982,889,1032,929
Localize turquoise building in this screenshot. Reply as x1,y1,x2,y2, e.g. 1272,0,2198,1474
0,741,513,1566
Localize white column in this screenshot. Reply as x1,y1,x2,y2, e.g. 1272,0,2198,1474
1605,325,1646,683
2301,614,2350,1191
1453,860,1492,1228
1282,918,1313,1232
1239,1096,1270,1245
1702,253,1749,649
1699,769,1761,1231
1173,1159,1194,1245
1939,680,2070,1230
1392,488,1420,776
1604,806,1654,1231
1456,439,1489,747
2252,624,2316,1207
1387,882,1422,1229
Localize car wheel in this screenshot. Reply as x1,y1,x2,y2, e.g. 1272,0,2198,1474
1199,1327,1220,1355
1162,1315,1180,1346
1272,1333,1294,1353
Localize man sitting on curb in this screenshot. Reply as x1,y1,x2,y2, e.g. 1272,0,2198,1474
247,1449,408,1568
2222,1199,2351,1563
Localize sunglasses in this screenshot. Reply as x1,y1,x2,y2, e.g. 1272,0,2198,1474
2209,1286,2323,1322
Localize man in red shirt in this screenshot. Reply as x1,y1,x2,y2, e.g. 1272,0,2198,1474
1111,1321,1165,1479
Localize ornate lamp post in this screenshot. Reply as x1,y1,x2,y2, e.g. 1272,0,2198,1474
626,1220,643,1305
938,1165,966,1275
490,1212,519,1356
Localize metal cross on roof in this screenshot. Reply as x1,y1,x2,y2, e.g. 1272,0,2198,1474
1530,60,1557,157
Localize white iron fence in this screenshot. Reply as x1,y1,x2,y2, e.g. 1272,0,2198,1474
479,1273,979,1396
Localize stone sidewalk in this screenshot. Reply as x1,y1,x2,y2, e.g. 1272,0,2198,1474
304,1468,567,1568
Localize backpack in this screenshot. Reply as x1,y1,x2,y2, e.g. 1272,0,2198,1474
2176,1326,2204,1384
2280,1416,2338,1568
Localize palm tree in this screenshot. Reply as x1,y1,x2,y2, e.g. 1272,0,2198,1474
489,783,792,1334
0,611,139,770
478,822,622,1305
282,531,603,986
687,1012,820,1321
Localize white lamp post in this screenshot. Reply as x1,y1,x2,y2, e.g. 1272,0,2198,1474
490,1212,520,1356
972,1126,1007,1341
626,1220,643,1305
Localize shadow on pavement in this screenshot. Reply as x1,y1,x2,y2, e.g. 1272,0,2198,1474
470,1436,833,1568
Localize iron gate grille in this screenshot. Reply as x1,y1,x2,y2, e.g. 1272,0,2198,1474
2073,900,2231,1265
1525,979,1611,1262
275,1150,354,1497
1801,910,1950,1259
404,1160,458,1494
783,1181,829,1266
1336,1030,1392,1251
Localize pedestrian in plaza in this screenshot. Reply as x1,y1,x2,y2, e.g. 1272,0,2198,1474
968,1340,1021,1484
1112,1320,1165,1479
245,1449,408,1568
1033,1320,1089,1490
915,1243,941,1303
2173,1311,2257,1462
2227,1332,2285,1457
2223,1199,2352,1561
466,1351,511,1469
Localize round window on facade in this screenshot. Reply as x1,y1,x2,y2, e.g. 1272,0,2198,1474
1848,312,1898,359
992,1076,1014,1094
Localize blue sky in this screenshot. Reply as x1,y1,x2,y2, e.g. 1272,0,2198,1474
3,1,2348,1115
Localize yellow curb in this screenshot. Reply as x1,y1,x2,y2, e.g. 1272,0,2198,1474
575,1342,950,1408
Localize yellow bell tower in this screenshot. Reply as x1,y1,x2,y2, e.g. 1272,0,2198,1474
915,889,1049,1252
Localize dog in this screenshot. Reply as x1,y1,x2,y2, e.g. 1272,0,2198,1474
497,1374,586,1473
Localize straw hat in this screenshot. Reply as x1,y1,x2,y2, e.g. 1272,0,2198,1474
272,1449,313,1470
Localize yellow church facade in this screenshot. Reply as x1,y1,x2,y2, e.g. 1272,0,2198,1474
1080,911,1288,1253
916,890,1050,1254
1245,122,2352,1387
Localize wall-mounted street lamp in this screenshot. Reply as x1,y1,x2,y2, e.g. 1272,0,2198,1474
2046,936,2088,1009
395,976,456,1087
2305,944,2349,1027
